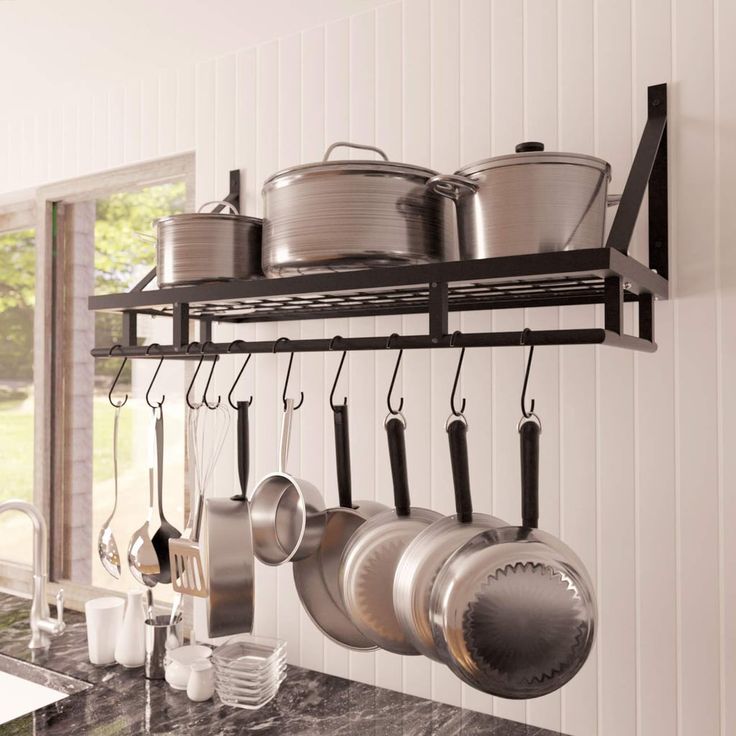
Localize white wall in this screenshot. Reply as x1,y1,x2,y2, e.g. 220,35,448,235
1,1,734,735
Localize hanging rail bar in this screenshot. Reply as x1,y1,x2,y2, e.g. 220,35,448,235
92,327,656,358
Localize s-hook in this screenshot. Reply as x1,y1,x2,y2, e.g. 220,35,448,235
520,328,536,419
107,345,129,408
227,340,253,410
386,333,404,416
144,343,166,409
449,331,466,416
185,341,220,410
200,341,221,410
329,335,348,411
273,337,304,411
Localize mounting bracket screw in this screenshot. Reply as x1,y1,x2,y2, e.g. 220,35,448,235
431,282,438,288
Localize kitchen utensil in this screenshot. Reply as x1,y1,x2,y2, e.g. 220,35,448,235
261,141,456,277
250,398,326,565
98,405,122,579
429,415,597,698
156,201,262,287
393,413,506,661
84,597,124,666
145,613,183,680
115,589,146,669
293,400,387,649
150,407,181,585
205,399,255,637
171,405,230,597
127,409,161,587
339,413,441,654
165,644,213,690
428,141,619,259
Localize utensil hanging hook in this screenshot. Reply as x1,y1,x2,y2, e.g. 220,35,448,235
185,341,204,410
144,343,166,409
227,340,253,409
385,333,404,416
199,341,221,410
449,331,466,416
328,336,348,411
274,337,304,411
107,345,129,408
520,328,536,419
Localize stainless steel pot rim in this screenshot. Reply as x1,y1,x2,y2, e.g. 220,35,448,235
263,159,440,188
457,151,611,178
156,213,263,227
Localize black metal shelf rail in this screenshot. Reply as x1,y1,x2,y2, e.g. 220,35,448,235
89,84,668,357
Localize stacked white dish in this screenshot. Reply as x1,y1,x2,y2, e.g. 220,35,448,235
212,634,286,709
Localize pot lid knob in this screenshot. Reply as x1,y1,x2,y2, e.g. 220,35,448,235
515,141,545,153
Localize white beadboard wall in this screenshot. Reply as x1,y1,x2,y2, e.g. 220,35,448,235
1,1,734,734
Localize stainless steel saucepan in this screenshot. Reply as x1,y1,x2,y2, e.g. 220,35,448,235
339,412,441,654
393,412,505,661
429,414,597,699
250,399,325,565
293,399,387,649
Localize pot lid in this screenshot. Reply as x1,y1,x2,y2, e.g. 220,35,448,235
155,212,262,227
264,141,438,187
457,141,611,178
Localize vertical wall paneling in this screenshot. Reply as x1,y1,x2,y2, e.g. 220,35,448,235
1,1,732,731
557,2,598,733
673,0,720,734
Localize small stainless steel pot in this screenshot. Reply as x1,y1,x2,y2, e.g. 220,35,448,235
156,201,262,287
261,142,456,277
428,141,619,259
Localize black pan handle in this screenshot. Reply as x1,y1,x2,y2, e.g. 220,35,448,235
333,404,354,509
386,415,410,516
447,417,473,523
519,418,540,528
232,400,249,502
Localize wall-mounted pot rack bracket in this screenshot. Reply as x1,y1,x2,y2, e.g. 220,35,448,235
89,84,668,359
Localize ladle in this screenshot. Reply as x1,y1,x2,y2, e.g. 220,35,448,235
97,405,122,579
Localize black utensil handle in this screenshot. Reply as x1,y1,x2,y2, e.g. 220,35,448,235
333,404,354,509
233,401,249,502
386,416,410,516
447,418,473,523
519,419,540,528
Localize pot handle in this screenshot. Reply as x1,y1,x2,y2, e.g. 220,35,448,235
232,401,249,502
519,415,541,529
322,141,389,162
333,404,354,509
385,413,410,517
198,200,241,215
447,414,473,523
278,399,294,474
427,173,479,200
607,194,622,207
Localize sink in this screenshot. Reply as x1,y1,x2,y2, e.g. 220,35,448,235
0,653,90,725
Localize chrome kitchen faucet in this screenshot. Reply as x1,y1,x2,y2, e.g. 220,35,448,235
0,500,65,649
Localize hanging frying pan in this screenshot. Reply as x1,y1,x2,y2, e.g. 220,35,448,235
205,400,255,638
429,414,597,698
339,412,441,654
293,401,387,649
393,412,505,661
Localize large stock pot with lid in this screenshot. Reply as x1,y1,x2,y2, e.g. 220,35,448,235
428,141,618,260
261,142,456,277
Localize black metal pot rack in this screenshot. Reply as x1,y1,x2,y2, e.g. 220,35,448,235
89,84,668,359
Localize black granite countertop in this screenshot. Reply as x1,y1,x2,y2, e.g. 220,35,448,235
0,592,564,735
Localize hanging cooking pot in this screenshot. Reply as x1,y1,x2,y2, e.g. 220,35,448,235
155,201,262,287
204,400,255,638
338,413,441,654
429,414,597,699
261,141,456,277
293,400,387,649
250,398,326,565
393,412,505,661
428,142,620,259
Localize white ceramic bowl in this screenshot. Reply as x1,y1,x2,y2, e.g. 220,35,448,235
164,645,213,691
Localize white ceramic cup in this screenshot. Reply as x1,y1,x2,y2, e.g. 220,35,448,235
85,597,125,665
187,659,215,702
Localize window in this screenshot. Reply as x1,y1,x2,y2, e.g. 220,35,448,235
0,220,36,567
